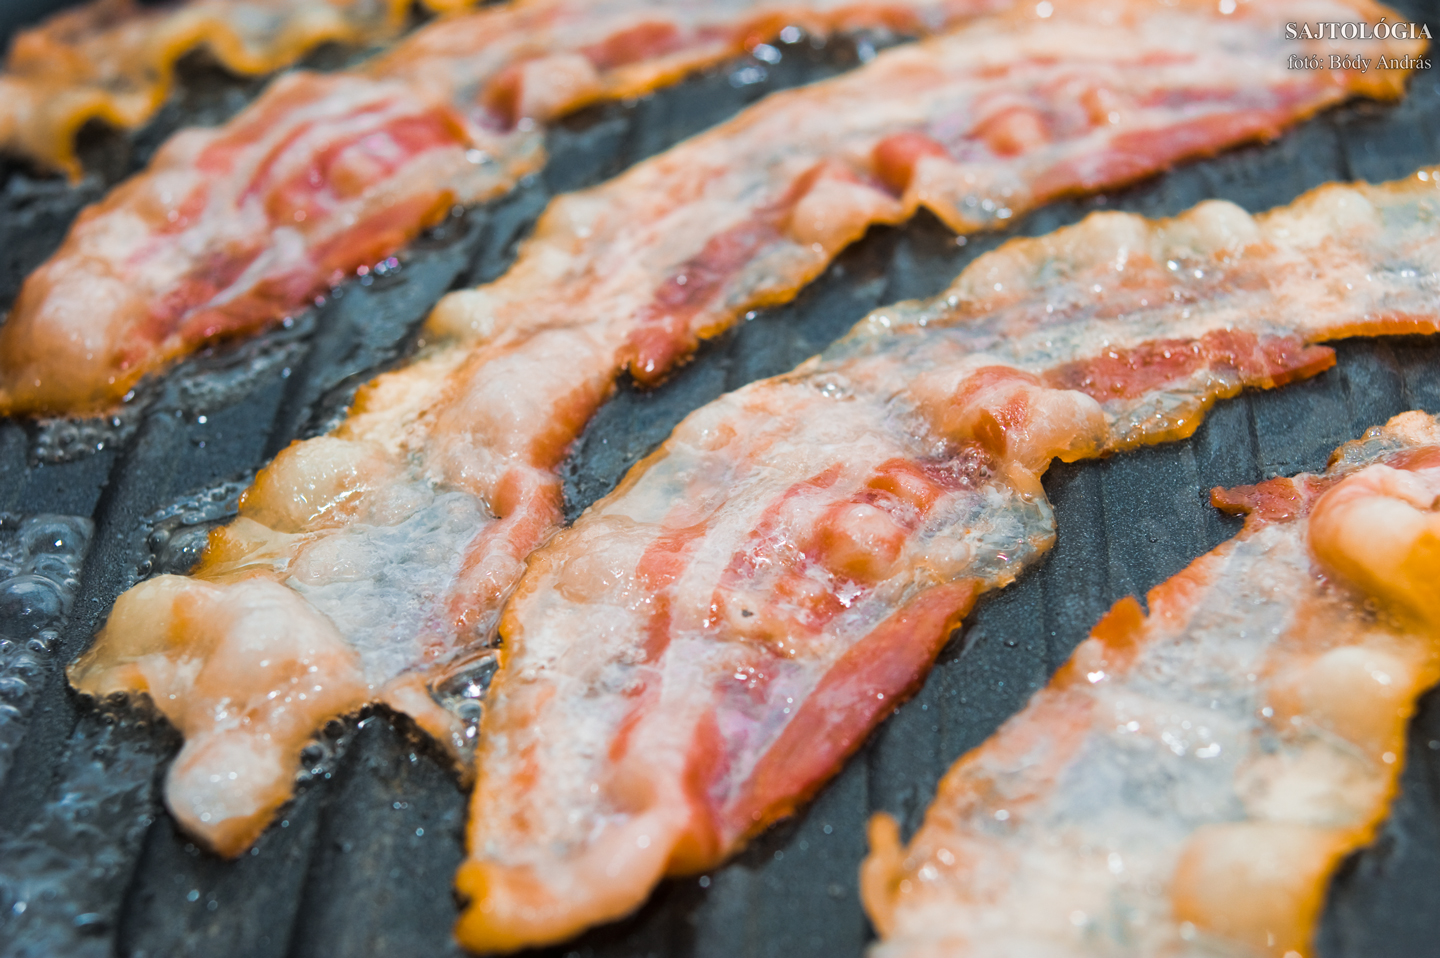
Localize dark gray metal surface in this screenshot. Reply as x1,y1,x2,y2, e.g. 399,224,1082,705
1,3,1440,956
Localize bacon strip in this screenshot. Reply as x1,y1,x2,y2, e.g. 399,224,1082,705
0,0,422,180
861,411,1440,957
0,0,1006,417
453,169,1440,950
66,0,1421,870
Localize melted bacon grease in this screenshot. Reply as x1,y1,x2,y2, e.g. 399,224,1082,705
0,0,1006,417
862,411,1440,958
456,170,1440,951
67,0,1423,880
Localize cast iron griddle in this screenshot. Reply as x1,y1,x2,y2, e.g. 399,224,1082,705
2,3,1440,956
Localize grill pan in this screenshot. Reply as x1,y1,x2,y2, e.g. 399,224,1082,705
3,3,1440,956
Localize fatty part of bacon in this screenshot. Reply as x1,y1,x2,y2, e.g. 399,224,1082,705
861,410,1440,958
454,170,1440,952
0,0,1006,418
63,0,1423,862
0,0,420,179
66,420,552,857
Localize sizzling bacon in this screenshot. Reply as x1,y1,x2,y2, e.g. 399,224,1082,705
861,411,1440,958
427,0,1420,387
0,0,1009,417
66,0,1423,869
0,0,422,180
454,170,1440,951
